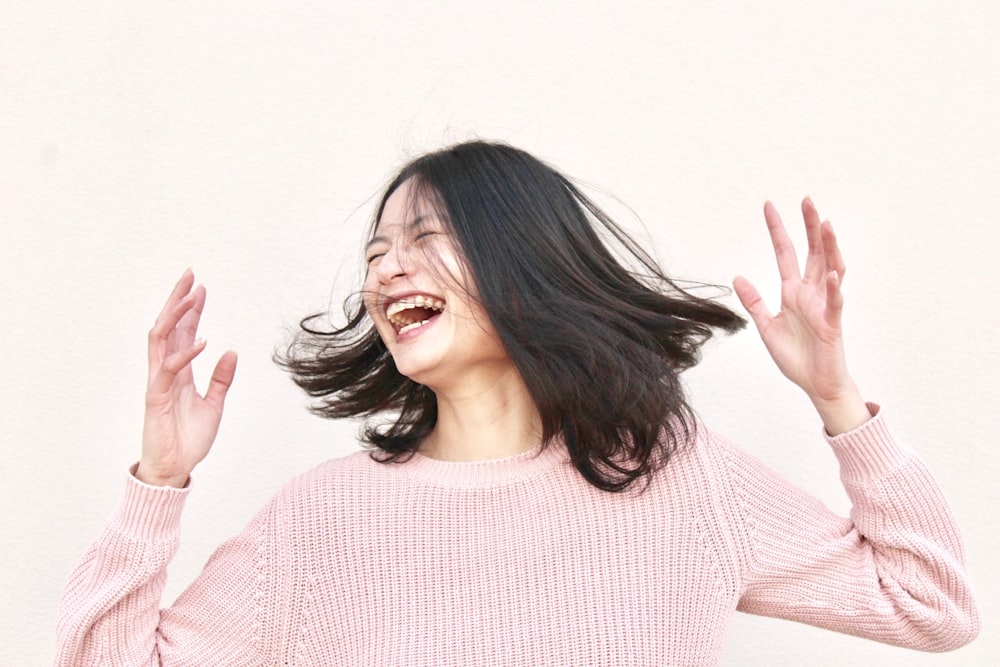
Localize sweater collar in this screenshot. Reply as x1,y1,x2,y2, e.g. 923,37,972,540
398,440,569,488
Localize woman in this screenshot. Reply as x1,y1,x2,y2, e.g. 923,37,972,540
56,141,978,665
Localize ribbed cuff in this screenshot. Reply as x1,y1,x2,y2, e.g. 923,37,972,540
825,403,911,482
108,463,190,543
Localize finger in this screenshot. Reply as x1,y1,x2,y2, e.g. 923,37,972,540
824,270,844,328
800,197,827,284
821,221,846,284
732,275,773,335
762,201,801,282
148,338,208,397
204,350,238,413
154,269,195,326
172,284,207,356
147,293,199,375
165,285,207,386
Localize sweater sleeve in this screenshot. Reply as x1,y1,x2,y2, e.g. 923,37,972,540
55,468,290,666
720,406,979,651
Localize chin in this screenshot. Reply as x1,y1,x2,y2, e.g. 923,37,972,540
390,353,445,387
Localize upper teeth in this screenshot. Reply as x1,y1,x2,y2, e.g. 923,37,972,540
386,295,445,317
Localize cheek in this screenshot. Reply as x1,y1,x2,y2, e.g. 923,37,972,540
361,263,384,299
430,247,480,303
442,250,470,282
361,276,386,327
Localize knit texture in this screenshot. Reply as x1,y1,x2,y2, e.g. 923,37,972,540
55,408,979,666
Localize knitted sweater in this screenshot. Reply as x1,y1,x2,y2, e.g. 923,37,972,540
55,408,979,666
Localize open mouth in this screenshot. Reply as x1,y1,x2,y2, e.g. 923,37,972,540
386,295,445,335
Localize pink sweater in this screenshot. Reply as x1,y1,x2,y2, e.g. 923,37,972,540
55,408,978,665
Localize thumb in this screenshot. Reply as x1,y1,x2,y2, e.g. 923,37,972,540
204,350,238,412
732,276,772,334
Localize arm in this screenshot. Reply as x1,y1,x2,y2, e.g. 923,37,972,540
55,472,289,666
728,200,978,647
718,411,979,649
55,271,238,665
55,473,187,666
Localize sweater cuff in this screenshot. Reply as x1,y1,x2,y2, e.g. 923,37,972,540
108,463,190,543
824,403,911,483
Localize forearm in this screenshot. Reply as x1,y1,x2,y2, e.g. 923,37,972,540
828,411,979,648
54,470,187,666
732,410,979,650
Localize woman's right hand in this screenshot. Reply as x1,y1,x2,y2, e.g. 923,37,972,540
136,270,238,487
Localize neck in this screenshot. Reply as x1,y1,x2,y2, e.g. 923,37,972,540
421,368,542,462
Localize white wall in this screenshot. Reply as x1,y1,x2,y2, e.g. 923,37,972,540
2,1,997,664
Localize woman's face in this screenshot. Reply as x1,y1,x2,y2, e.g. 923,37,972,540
363,178,513,392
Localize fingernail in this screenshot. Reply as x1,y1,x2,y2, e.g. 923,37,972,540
194,337,206,347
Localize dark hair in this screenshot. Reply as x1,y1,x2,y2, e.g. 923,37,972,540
277,140,745,492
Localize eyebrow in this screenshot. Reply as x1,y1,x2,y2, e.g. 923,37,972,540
365,215,430,254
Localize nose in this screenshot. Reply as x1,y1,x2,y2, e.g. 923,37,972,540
374,242,410,285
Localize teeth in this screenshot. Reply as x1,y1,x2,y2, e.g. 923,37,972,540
398,320,428,335
386,296,445,318
385,295,446,332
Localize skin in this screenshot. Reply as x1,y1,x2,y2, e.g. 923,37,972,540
136,272,237,487
363,179,543,461
732,198,870,435
136,195,868,487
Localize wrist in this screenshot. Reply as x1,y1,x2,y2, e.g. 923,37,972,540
134,463,190,489
810,383,871,436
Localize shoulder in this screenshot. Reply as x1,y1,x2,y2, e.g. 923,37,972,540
626,422,743,521
656,421,743,485
276,448,387,502
249,449,398,548
648,421,810,527
665,421,813,501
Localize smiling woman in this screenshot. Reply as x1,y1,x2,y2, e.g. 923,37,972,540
362,178,516,407
54,141,979,666
280,142,745,477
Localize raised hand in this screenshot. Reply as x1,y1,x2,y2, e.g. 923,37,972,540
137,270,237,487
732,198,870,435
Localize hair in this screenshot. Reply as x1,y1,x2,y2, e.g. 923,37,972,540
277,140,745,492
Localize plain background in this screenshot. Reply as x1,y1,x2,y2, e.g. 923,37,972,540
2,1,997,664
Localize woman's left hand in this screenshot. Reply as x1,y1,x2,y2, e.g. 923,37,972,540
733,198,871,435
